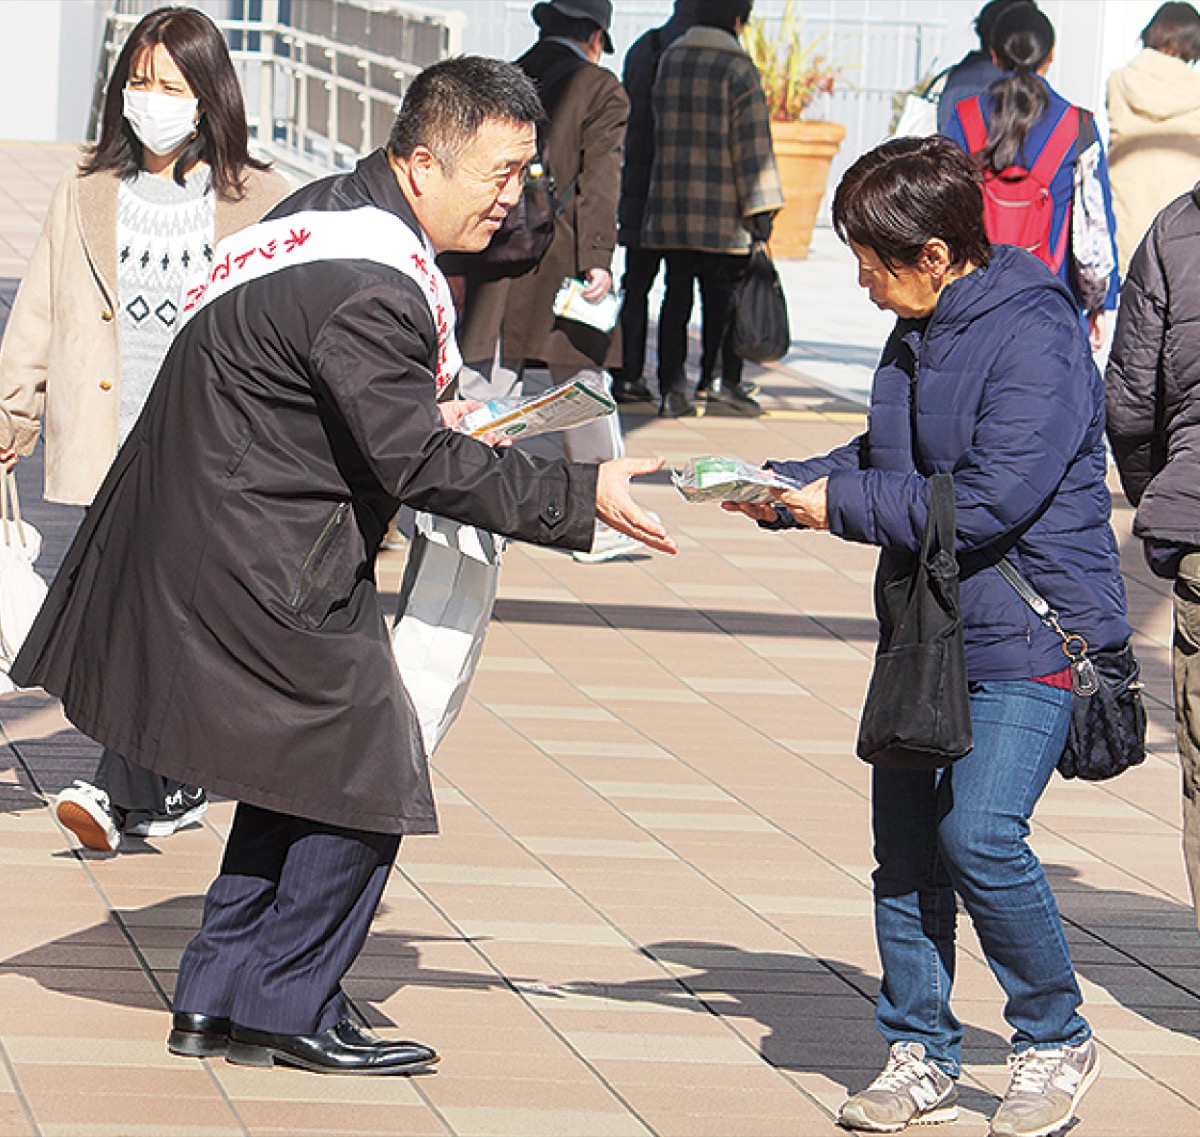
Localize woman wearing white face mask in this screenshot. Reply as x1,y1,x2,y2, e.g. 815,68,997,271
0,6,289,853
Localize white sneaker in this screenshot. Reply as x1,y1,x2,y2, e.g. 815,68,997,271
573,522,646,564
838,1041,958,1132
989,1038,1098,1137
55,781,121,852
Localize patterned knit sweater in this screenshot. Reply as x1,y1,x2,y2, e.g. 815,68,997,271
116,168,215,442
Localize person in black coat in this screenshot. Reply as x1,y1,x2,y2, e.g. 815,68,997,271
1105,183,1200,935
9,56,675,1075
611,0,697,407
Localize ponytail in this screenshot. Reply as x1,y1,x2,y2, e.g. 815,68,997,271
976,3,1055,175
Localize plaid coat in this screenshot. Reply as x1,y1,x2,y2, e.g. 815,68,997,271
643,26,783,254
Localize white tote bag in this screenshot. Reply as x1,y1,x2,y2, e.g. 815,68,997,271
391,512,504,754
0,471,48,695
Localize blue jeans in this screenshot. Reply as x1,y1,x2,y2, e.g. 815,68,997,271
871,679,1089,1077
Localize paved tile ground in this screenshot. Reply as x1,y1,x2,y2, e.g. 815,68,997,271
0,141,1197,1136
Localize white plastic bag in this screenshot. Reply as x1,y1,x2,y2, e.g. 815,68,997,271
0,471,48,694
390,513,504,754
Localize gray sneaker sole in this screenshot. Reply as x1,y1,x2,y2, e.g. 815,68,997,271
839,1102,958,1132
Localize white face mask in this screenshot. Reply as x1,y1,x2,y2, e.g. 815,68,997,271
123,88,199,157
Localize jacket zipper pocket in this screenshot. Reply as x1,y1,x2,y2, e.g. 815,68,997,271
291,501,351,609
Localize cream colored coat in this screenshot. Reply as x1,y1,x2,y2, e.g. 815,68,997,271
1107,48,1200,275
0,164,290,504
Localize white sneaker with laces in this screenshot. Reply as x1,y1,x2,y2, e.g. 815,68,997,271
989,1038,1098,1137
55,781,121,852
838,1041,958,1132
573,522,646,564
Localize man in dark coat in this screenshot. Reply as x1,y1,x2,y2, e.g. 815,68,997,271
9,56,674,1074
1105,183,1200,934
610,0,698,407
453,0,639,563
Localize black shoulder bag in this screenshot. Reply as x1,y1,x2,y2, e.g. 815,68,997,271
997,558,1146,780
856,473,974,769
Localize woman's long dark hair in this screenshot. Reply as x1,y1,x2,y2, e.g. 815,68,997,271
81,6,268,200
977,3,1056,175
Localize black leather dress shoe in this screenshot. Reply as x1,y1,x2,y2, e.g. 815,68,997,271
658,390,696,418
167,1012,232,1058
613,378,655,404
226,1018,439,1075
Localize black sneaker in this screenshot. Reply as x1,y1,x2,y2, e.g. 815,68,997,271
126,786,208,838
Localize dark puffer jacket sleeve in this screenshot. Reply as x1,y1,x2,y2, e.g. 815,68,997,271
1106,221,1170,507
827,307,1094,555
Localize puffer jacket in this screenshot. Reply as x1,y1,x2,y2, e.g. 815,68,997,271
1106,185,1200,548
769,245,1130,680
1107,48,1200,275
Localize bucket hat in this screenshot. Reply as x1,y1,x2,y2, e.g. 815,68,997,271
532,0,615,53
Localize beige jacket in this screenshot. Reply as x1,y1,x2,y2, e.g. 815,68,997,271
1107,48,1200,274
0,163,290,504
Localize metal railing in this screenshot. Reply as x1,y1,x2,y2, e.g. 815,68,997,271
92,0,464,177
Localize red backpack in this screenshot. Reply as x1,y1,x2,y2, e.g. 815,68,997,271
958,97,1078,272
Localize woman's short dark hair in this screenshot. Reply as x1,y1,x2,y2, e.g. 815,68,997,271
978,2,1056,174
387,56,545,171
695,1,754,33
1142,2,1200,62
82,6,267,200
832,136,991,273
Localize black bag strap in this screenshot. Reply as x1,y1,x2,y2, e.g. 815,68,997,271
997,556,1090,662
924,473,956,560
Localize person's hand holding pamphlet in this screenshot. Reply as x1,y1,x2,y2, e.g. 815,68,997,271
458,373,617,441
672,455,803,503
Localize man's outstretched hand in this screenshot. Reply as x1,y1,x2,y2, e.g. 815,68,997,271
596,457,677,555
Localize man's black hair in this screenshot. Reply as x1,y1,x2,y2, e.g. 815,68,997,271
388,56,545,169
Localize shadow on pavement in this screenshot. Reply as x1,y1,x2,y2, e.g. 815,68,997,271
1050,863,1200,1039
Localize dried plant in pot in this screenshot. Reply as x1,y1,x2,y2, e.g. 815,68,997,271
742,0,846,258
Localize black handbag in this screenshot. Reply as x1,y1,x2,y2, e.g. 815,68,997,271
997,559,1147,780
730,241,790,363
856,474,974,769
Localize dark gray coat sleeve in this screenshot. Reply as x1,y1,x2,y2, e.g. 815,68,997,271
310,280,597,550
1105,222,1168,507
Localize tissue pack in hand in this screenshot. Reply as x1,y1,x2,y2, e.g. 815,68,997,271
552,277,621,332
672,455,802,504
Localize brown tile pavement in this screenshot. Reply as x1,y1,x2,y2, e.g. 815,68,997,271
0,141,1197,1135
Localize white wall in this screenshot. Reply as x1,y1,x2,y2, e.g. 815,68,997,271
0,0,106,143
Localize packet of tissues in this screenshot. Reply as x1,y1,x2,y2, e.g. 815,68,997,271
551,277,622,332
672,455,803,504
459,373,616,440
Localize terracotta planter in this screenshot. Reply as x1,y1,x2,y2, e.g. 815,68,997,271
769,120,846,259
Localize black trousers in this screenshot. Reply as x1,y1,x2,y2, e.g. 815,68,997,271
658,250,751,394
613,245,665,387
173,802,401,1035
93,749,182,829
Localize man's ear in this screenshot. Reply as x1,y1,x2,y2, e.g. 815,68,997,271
401,145,440,198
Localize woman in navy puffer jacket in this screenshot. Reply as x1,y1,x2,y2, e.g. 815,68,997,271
726,136,1129,1137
